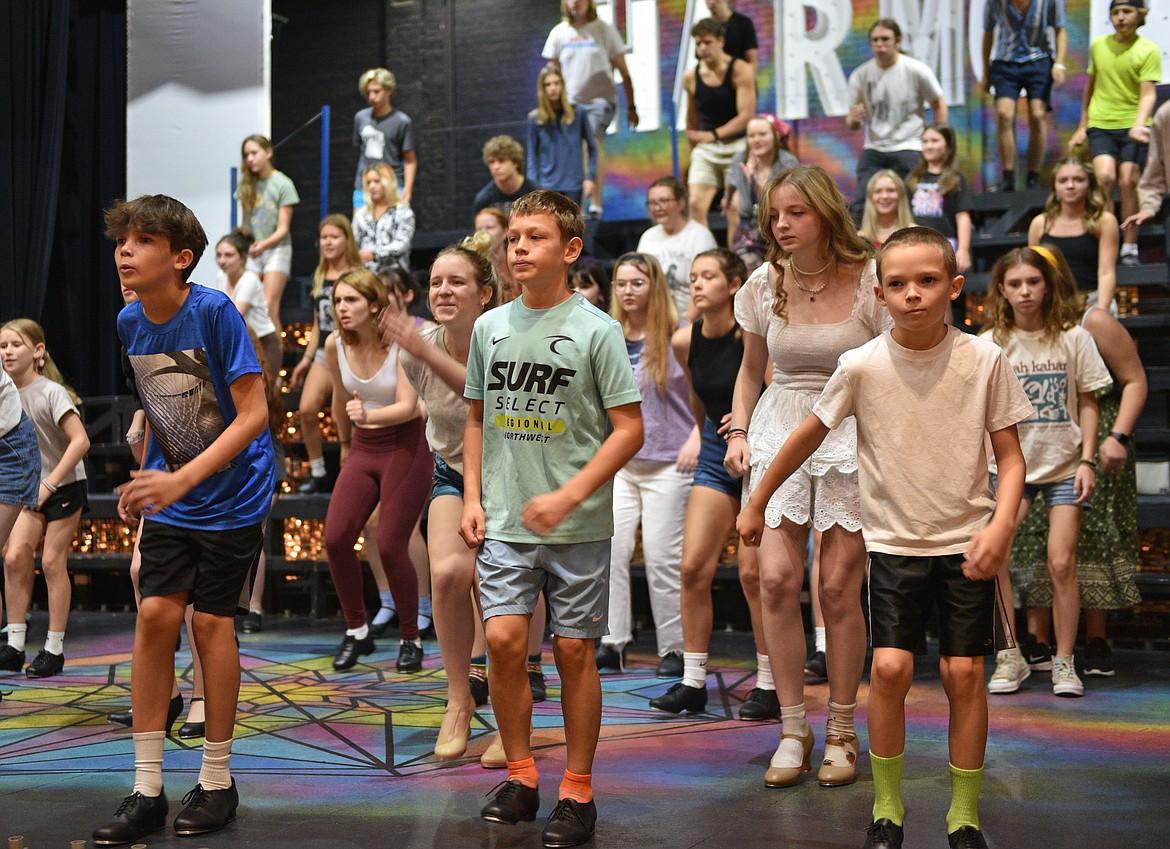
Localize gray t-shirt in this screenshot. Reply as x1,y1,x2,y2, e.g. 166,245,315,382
401,324,469,475
0,368,21,436
240,170,299,248
847,55,945,153
353,107,414,189
19,376,86,484
464,292,641,544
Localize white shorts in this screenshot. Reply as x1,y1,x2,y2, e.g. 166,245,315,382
687,138,747,188
246,243,292,277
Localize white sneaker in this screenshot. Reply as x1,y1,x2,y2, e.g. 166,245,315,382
988,648,1030,694
1052,656,1084,697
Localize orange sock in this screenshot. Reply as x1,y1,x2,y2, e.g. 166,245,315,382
507,757,538,789
559,770,593,803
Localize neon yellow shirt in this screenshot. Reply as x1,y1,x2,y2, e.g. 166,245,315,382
1087,34,1162,129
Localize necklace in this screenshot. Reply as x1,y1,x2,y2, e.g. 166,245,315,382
788,257,831,300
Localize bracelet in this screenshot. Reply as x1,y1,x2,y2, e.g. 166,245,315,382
726,426,747,437
126,428,146,445
1108,431,1130,446
712,128,721,142
42,480,58,494
1054,63,1066,70
1079,458,1098,469
726,431,747,442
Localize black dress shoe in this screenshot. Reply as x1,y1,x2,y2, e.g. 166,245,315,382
396,640,423,672
368,606,398,637
0,645,25,671
333,634,375,670
656,650,684,678
469,672,489,707
594,644,625,673
109,692,186,732
863,818,904,849
529,668,547,702
26,649,65,678
92,790,168,845
738,687,781,721
481,779,540,824
296,475,329,494
948,826,990,848
649,682,707,714
542,798,597,847
241,611,263,633
804,650,828,683
179,697,206,739
173,780,238,836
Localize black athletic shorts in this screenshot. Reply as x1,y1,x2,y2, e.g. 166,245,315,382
137,519,264,617
868,551,1007,657
35,480,88,522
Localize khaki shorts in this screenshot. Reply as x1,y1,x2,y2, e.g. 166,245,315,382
687,138,746,188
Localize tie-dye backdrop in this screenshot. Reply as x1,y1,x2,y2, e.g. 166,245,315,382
591,0,1115,222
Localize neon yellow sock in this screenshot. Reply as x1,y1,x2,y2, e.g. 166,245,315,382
870,752,905,826
946,763,983,833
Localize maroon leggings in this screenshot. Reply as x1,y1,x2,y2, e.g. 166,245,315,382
324,418,431,637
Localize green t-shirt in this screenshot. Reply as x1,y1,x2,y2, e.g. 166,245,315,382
464,292,641,544
1087,34,1162,129
240,170,299,248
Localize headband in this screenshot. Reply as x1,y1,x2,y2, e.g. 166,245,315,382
1029,245,1060,270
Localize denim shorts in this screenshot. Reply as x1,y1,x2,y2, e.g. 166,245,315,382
1088,127,1148,167
693,419,741,499
0,414,40,508
989,57,1054,104
431,454,465,500
992,473,1089,508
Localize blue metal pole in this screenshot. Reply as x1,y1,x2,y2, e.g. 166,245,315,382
230,166,238,230
668,101,679,180
320,105,331,221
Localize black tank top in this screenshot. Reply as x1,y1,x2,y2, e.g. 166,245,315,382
695,58,741,136
688,319,743,426
1040,232,1098,293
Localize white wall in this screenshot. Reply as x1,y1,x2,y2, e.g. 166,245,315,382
126,0,270,281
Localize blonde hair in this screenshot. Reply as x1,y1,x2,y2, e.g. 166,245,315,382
983,247,1083,346
362,164,401,214
859,170,914,246
609,252,679,391
333,269,390,348
236,134,273,213
1,318,81,404
758,165,874,321
1043,156,1110,237
434,230,502,312
312,214,363,297
535,66,576,126
358,67,395,95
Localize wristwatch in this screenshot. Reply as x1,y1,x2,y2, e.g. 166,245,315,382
1108,431,1130,446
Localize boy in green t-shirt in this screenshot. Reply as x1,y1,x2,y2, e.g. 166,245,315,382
1069,0,1162,264
461,190,643,848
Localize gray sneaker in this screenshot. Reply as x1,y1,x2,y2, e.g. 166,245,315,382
988,648,1030,694
1052,656,1084,697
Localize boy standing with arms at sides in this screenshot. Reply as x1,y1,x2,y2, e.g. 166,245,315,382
460,190,642,848
1069,0,1161,266
738,228,1032,849
95,195,276,845
353,68,416,210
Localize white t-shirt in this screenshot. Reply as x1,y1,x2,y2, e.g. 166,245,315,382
847,55,945,152
212,270,277,339
18,376,86,484
542,19,629,104
0,368,22,436
636,220,718,313
982,325,1113,484
814,328,1033,555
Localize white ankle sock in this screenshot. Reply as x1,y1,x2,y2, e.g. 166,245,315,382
815,626,827,653
44,630,65,655
346,624,369,640
198,737,234,790
7,624,27,652
770,704,809,768
132,730,166,796
1120,243,1138,256
309,457,326,477
682,652,708,689
756,652,775,691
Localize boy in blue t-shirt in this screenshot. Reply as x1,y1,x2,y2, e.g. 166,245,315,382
461,191,642,848
94,195,276,845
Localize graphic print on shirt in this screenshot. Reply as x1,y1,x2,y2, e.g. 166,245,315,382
1015,360,1070,425
130,349,231,472
361,124,386,161
911,184,944,219
486,335,578,443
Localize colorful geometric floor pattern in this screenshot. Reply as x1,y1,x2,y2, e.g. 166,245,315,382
1,614,1167,848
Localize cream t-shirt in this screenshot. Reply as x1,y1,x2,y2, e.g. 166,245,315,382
814,327,1033,556
983,325,1112,484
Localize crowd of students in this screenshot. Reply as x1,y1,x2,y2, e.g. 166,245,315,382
0,1,1163,848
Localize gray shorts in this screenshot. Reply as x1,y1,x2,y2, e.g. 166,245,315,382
477,538,612,639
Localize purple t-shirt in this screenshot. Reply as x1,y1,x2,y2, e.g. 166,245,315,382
625,336,693,462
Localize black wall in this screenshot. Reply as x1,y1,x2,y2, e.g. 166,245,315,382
271,0,559,282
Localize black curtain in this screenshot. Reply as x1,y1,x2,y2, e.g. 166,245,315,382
0,0,70,322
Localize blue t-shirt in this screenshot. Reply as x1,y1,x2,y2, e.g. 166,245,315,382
117,284,276,530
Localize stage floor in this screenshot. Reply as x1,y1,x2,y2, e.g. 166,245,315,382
1,612,1166,848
